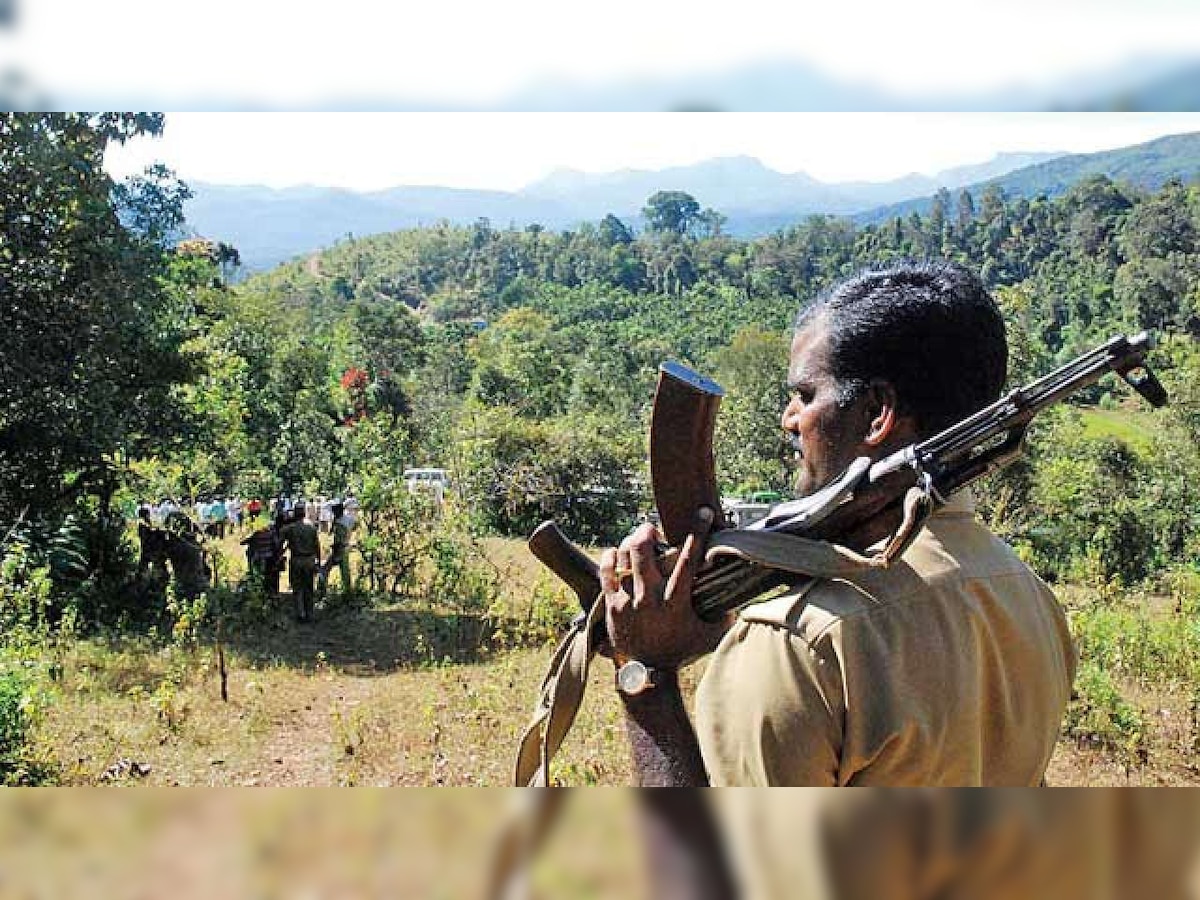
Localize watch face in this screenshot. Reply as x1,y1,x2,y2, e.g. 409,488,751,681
618,660,650,695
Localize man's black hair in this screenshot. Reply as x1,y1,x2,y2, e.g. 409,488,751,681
796,260,1008,437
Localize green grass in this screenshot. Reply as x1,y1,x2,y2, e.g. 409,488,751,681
1079,408,1155,455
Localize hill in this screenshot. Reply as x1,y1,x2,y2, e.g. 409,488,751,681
183,152,1060,271
185,183,578,272
856,131,1200,224
183,131,1198,272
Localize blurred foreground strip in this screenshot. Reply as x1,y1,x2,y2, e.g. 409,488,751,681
717,790,1200,900
0,789,1195,899
490,789,1200,900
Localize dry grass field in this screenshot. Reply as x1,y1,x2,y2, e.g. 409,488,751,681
18,534,1200,788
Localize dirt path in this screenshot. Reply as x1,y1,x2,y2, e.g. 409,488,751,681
254,672,378,786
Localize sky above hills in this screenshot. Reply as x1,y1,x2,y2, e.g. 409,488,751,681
104,113,1200,193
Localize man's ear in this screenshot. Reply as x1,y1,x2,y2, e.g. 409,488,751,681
862,379,899,447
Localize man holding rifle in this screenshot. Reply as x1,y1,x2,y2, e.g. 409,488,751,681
600,260,1077,787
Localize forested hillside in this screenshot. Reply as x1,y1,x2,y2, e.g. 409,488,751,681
182,132,1199,271
234,176,1200,561
861,131,1200,223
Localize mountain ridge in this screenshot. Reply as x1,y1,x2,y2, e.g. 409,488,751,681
182,133,1198,270
856,131,1200,224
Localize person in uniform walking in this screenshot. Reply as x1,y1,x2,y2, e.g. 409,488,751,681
280,507,321,622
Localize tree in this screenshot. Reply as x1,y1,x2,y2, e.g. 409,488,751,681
710,327,792,494
347,298,427,378
468,309,568,418
1119,179,1197,261
598,213,634,246
642,191,702,237
0,113,195,522
1063,174,1133,262
929,188,950,243
696,207,727,239
955,190,976,237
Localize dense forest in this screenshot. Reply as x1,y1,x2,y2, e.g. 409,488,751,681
229,169,1200,573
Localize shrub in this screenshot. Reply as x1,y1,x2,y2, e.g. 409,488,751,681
1064,661,1147,769
490,573,577,649
457,409,642,545
0,665,53,785
1071,596,1200,684
0,669,31,759
0,540,52,633
426,532,497,615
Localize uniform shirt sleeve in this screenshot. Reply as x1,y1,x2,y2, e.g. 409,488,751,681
695,614,846,786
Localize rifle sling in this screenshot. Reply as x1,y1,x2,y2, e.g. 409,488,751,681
513,596,607,788
495,599,605,899
704,482,934,579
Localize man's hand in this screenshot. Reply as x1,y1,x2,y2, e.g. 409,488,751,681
599,508,731,671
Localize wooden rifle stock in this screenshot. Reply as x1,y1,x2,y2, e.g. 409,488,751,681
527,520,599,609
527,362,725,619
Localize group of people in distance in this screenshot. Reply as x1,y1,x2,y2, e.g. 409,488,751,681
139,496,245,539
242,499,357,623
134,494,359,622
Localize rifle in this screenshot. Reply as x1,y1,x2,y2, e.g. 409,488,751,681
529,331,1168,625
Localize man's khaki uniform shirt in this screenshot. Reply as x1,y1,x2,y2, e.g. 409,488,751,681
695,491,1076,786
281,520,320,562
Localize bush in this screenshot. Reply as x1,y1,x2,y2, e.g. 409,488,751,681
0,540,52,633
0,665,53,785
0,669,31,758
1064,661,1147,769
1071,596,1200,684
457,409,642,545
490,573,577,649
426,531,498,615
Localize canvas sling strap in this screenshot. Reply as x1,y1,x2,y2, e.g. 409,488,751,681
492,485,934,898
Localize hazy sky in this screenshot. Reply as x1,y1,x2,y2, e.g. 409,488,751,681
8,0,1200,107
103,113,1200,192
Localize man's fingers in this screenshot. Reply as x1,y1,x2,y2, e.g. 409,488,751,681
627,536,662,604
599,548,619,594
664,533,697,603
664,506,715,603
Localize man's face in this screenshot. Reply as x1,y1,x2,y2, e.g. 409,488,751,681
782,323,870,498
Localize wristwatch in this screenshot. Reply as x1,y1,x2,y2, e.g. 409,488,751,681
616,659,664,697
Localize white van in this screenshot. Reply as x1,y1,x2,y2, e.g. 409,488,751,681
403,467,450,502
